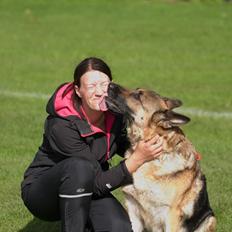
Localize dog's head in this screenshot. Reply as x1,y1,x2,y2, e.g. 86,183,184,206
106,83,190,136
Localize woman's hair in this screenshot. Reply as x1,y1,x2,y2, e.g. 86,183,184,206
66,57,112,111
73,57,112,87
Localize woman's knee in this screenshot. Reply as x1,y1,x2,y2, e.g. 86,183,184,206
63,157,94,178
109,217,132,232
59,157,95,195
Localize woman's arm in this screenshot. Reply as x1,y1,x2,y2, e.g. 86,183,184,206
47,118,133,195
125,135,163,173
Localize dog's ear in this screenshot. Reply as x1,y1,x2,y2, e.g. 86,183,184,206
167,111,190,127
150,111,190,129
163,97,182,110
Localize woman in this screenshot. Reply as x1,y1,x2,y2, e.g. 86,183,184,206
21,57,163,232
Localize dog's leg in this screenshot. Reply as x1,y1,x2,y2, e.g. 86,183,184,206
124,194,144,232
164,209,182,232
194,216,216,232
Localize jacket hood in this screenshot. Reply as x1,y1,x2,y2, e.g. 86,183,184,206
46,82,81,118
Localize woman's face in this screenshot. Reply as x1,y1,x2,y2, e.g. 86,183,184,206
75,70,110,112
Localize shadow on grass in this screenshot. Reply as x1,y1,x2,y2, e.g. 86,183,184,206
18,218,60,232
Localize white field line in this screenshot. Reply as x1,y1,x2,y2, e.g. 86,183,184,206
0,90,50,100
1,89,232,119
177,108,232,119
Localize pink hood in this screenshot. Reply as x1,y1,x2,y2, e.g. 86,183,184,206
54,82,81,118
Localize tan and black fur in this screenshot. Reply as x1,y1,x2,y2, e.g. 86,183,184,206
106,83,216,232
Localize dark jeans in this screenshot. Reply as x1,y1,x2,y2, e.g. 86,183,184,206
21,157,132,232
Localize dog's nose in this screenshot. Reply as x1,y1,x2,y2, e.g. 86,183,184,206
107,82,115,94
108,82,115,89
108,82,118,90
109,82,126,91
107,82,127,97
108,82,120,94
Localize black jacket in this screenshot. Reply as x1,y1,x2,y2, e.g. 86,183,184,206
21,83,132,196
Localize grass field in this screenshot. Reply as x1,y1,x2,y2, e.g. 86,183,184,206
0,0,232,231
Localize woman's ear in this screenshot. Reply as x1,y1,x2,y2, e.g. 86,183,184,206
74,85,82,98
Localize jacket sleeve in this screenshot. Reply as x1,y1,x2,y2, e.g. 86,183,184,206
93,160,133,195
115,117,131,157
47,118,133,196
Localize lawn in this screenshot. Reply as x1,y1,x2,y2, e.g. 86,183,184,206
0,0,232,231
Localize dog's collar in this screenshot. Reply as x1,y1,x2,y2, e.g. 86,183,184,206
194,152,201,160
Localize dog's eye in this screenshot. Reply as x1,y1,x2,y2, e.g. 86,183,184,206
130,92,142,100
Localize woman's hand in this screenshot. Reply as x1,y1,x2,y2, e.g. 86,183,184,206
125,135,163,174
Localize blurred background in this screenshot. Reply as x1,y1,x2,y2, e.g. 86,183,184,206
0,0,231,231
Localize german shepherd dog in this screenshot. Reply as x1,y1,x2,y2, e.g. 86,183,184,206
106,83,216,232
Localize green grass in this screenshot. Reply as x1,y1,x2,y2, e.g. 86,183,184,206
0,0,232,231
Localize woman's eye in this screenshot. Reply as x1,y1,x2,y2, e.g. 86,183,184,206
87,85,95,89
101,83,109,88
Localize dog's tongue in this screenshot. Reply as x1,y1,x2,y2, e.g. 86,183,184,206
99,95,108,112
